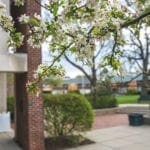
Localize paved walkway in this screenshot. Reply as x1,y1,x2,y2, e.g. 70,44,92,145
1,125,150,150
68,125,150,150
119,104,150,107
93,114,128,130
0,130,21,150
0,112,150,150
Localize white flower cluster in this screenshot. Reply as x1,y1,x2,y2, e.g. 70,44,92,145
7,32,24,51
0,0,24,50
19,14,29,23
47,0,139,69
33,64,64,80
0,15,14,31
13,0,24,6
34,64,47,79
19,13,48,48
26,63,64,93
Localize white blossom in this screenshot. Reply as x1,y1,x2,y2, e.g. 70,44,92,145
19,14,30,23
14,0,24,6
34,13,41,20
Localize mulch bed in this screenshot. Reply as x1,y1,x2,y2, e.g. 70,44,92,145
45,114,128,149
45,135,94,150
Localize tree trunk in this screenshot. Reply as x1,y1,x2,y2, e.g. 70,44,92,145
140,57,150,100
91,57,97,103
141,72,149,96
91,81,97,103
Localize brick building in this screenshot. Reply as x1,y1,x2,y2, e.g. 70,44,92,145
12,1,45,150
111,74,146,94
0,1,45,150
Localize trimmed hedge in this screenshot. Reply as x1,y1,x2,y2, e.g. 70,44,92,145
68,90,81,94
126,89,139,95
44,93,94,137
85,94,117,109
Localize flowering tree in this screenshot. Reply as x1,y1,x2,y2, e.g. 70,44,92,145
0,0,150,95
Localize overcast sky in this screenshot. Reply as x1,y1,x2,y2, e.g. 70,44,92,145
42,43,83,78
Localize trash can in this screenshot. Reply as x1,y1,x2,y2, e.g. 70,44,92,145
128,113,144,126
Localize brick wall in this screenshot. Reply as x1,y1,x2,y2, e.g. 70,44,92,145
11,0,45,150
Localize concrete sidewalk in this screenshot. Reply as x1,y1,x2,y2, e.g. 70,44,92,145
0,130,21,150
68,125,150,150
118,104,150,115
94,104,150,116
1,125,150,150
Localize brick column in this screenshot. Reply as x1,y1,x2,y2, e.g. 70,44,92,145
11,1,45,150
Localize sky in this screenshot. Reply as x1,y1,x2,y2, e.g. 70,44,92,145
42,43,83,78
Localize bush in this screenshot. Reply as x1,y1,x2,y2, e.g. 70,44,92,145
126,89,139,95
7,96,15,120
44,93,94,137
84,81,117,109
85,94,117,109
68,90,81,94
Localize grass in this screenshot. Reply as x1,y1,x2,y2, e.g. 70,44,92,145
116,94,140,104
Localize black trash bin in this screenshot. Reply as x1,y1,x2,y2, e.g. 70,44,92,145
128,113,144,126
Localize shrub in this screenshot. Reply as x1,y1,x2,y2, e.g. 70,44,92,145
85,94,117,109
126,89,139,95
7,96,15,120
68,90,81,94
84,81,117,109
44,93,94,137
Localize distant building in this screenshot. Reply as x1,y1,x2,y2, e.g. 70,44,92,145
43,74,150,94
111,74,150,94
43,76,91,94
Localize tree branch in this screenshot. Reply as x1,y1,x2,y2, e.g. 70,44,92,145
121,10,150,28
134,60,143,71
109,32,118,65
64,54,92,83
34,0,48,9
125,0,133,6
145,29,150,60
33,43,73,85
95,42,105,59
119,73,142,87
126,56,142,60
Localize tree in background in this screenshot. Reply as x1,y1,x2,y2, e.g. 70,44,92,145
123,25,150,97
64,41,114,101
121,0,150,97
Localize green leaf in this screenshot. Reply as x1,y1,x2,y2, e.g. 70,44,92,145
29,18,40,26
70,47,76,52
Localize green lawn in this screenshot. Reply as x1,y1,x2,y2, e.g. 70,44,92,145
116,95,140,104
